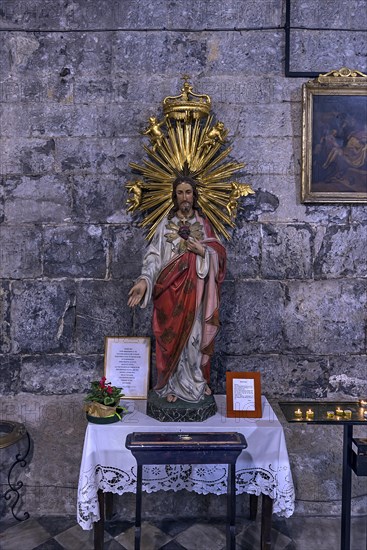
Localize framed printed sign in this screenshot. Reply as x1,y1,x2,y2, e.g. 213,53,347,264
226,372,262,418
104,337,151,399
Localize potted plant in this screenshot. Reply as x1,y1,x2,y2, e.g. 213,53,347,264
84,377,126,424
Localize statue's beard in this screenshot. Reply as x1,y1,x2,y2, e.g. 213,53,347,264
179,202,192,215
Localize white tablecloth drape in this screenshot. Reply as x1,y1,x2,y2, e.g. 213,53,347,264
77,395,295,530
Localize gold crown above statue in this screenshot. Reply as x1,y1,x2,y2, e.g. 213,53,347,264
163,77,211,121
127,76,255,240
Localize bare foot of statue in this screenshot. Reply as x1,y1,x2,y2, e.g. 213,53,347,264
204,385,212,396
167,394,178,403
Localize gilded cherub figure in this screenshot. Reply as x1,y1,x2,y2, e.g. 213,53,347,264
126,180,143,212
200,121,226,153
143,116,165,151
227,181,255,218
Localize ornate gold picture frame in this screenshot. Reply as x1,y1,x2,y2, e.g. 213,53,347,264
301,68,367,204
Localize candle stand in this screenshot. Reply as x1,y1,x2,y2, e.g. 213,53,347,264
278,400,367,550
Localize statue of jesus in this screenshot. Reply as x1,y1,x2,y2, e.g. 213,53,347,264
128,175,226,404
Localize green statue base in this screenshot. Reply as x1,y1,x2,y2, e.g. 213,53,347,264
146,390,217,422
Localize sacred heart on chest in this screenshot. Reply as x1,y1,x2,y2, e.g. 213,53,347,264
165,219,204,253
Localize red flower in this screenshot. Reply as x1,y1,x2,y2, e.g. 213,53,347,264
86,377,124,406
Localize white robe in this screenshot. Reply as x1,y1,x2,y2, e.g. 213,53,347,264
138,213,217,402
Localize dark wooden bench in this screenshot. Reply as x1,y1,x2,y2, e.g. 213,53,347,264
126,431,247,550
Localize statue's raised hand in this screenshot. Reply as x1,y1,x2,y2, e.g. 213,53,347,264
127,279,147,307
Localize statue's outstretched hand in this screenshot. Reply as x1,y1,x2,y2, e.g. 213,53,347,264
127,279,147,307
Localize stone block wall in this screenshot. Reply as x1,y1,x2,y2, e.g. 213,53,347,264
0,0,366,519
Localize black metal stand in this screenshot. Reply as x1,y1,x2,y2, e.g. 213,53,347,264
1,422,30,522
341,424,353,550
278,401,367,550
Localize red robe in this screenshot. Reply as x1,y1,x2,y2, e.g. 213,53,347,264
152,217,226,390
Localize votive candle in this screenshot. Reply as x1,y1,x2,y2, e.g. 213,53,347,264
336,407,343,417
358,399,367,408
343,409,352,419
294,408,302,418
306,409,314,420
326,410,334,419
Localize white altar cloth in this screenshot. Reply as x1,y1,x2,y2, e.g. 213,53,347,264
77,395,295,529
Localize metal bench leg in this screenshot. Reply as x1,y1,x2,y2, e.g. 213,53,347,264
261,494,273,550
227,463,236,550
135,464,143,550
249,494,258,520
105,492,114,520
94,490,105,550
341,424,353,550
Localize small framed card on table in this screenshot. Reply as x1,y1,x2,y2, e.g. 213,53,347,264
226,372,262,418
104,336,151,399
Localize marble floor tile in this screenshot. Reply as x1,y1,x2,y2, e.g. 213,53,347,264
0,513,365,549
174,522,227,550
0,518,51,550
115,521,172,550
37,515,78,537
103,518,135,538
279,516,366,550
104,540,128,550
154,517,197,537
159,540,188,550
236,522,293,550
33,540,64,549
294,517,340,549
54,523,111,550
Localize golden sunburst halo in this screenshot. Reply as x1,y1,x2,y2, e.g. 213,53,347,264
127,78,255,240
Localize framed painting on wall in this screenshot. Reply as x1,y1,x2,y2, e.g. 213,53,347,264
301,67,367,204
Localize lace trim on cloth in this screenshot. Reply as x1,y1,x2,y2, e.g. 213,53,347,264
77,463,295,529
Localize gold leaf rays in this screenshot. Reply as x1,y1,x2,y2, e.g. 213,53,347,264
127,79,254,240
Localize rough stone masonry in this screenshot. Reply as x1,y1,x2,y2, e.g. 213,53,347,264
0,0,366,519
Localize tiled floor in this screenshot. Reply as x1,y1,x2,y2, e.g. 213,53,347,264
0,514,366,550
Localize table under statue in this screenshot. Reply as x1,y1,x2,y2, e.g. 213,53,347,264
77,395,295,549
